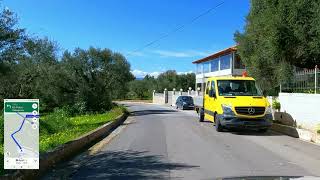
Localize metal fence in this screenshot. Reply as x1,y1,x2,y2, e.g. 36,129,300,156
281,66,319,94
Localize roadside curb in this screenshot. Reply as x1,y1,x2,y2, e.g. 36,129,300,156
115,101,153,105
3,111,129,180
271,123,320,145
271,123,299,138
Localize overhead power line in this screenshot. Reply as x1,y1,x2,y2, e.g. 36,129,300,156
126,1,225,56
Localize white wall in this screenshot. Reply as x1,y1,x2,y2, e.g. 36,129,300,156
279,93,320,130
233,69,246,76
153,93,165,104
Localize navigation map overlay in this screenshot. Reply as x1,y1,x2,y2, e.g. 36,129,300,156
4,99,39,169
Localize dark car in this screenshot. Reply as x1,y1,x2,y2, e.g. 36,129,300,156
175,96,194,110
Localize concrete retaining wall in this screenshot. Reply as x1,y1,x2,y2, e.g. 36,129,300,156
279,93,320,131
271,123,320,144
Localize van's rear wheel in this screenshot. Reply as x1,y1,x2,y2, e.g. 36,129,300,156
198,109,204,122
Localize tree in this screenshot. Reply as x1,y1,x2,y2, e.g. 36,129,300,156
61,47,134,112
0,7,27,109
107,52,135,99
156,70,195,92
128,80,150,99
127,70,196,100
176,73,196,91
127,75,158,99
0,5,134,113
235,0,320,93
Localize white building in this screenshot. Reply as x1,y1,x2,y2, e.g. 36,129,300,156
192,46,246,91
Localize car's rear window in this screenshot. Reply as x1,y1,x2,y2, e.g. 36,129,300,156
181,96,193,102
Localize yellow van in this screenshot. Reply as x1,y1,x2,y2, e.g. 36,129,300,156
195,76,273,132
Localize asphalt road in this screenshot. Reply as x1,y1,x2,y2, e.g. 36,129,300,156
44,102,320,179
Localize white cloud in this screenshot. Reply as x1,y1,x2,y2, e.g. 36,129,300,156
149,71,161,77
124,49,212,58
131,69,194,79
177,71,194,75
125,51,146,57
131,69,161,78
151,50,210,58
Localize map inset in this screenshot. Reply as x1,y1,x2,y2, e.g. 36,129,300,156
4,99,39,169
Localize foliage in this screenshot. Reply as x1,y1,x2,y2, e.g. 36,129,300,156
58,48,134,112
127,71,196,99
0,8,26,65
0,8,27,109
235,0,320,93
0,5,132,176
128,79,153,100
0,145,3,176
272,100,281,111
0,114,3,146
39,106,124,152
0,114,2,175
155,70,195,92
0,6,134,112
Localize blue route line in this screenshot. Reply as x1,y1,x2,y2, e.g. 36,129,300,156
10,112,26,152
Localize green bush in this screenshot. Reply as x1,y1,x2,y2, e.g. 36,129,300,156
40,108,72,134
0,114,3,176
0,114,3,145
0,145,3,176
39,106,124,152
272,101,281,111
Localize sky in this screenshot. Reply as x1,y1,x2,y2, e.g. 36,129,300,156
2,0,250,78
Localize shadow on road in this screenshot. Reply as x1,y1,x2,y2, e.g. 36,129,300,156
131,109,176,116
71,150,198,179
228,129,283,136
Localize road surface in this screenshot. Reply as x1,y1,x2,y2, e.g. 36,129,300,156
44,102,320,179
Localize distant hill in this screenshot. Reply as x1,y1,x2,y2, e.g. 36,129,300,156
135,77,144,80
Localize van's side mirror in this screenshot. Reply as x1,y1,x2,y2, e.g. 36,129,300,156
209,89,216,98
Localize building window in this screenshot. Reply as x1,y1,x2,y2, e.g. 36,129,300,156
210,59,219,72
197,64,202,74
220,54,231,70
234,54,245,69
203,62,210,73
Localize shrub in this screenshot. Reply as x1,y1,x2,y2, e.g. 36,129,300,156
272,101,281,111
40,108,72,134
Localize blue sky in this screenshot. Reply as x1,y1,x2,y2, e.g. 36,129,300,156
3,0,249,78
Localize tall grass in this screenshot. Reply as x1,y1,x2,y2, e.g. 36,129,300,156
39,106,124,152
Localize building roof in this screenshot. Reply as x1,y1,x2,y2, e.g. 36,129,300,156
192,45,237,64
